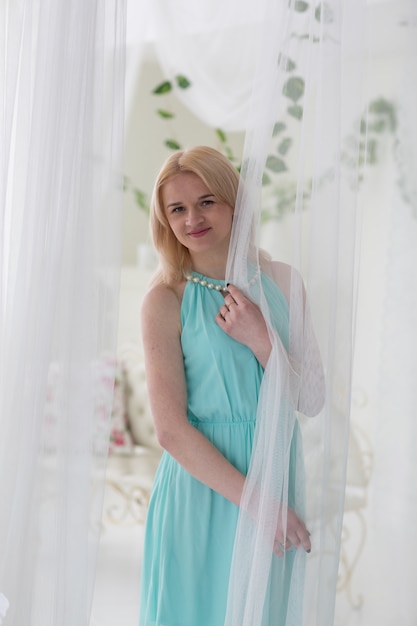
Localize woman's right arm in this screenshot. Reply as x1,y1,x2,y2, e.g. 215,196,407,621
141,284,247,508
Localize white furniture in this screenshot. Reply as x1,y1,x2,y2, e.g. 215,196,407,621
103,266,162,528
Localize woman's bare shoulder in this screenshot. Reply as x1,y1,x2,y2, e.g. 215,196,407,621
269,260,293,279
262,260,292,300
141,281,185,331
142,281,180,307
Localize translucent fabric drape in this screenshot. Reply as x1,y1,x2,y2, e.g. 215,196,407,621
225,2,366,624
149,0,367,624
0,1,125,624
150,0,268,131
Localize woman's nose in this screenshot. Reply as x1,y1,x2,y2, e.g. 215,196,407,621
185,207,203,226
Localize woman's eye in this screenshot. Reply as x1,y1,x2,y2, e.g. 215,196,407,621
201,200,214,207
171,206,185,213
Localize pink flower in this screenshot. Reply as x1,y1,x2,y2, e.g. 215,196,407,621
111,429,125,446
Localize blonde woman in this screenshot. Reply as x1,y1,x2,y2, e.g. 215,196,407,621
139,146,322,626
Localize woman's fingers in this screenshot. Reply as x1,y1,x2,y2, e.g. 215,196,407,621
224,283,242,303
223,286,240,312
287,522,311,553
274,509,312,557
273,541,285,557
218,304,231,320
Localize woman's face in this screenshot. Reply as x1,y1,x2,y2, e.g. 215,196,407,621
162,172,234,259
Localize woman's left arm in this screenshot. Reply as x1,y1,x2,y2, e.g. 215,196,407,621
270,261,325,417
216,271,325,417
294,297,326,417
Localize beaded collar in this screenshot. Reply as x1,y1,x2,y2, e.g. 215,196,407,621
185,273,228,293
185,268,261,294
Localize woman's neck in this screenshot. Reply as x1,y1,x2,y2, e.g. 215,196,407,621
189,254,227,280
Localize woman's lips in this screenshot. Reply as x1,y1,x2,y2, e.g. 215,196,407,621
188,228,211,238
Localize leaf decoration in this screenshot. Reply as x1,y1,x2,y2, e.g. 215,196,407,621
176,75,191,89
165,139,181,150
278,53,297,72
262,172,271,186
278,137,293,155
157,109,175,119
366,138,378,165
134,189,150,213
216,128,227,143
283,76,305,102
225,146,235,161
314,3,334,23
293,1,309,12
288,104,303,120
152,80,172,95
273,121,286,136
265,155,287,173
369,97,397,131
368,119,387,133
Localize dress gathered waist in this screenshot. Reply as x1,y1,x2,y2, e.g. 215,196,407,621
188,417,256,426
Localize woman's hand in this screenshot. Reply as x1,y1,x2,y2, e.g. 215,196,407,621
273,506,311,557
215,284,272,367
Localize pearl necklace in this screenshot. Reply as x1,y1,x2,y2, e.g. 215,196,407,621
185,268,261,293
185,273,228,293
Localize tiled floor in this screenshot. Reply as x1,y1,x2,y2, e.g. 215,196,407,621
90,523,144,626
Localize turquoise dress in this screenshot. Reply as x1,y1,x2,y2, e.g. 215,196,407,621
139,271,299,626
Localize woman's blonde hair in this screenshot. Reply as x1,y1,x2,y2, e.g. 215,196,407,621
150,146,240,286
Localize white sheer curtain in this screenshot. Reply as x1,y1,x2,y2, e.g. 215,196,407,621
225,2,366,624
150,1,267,131
0,1,125,625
